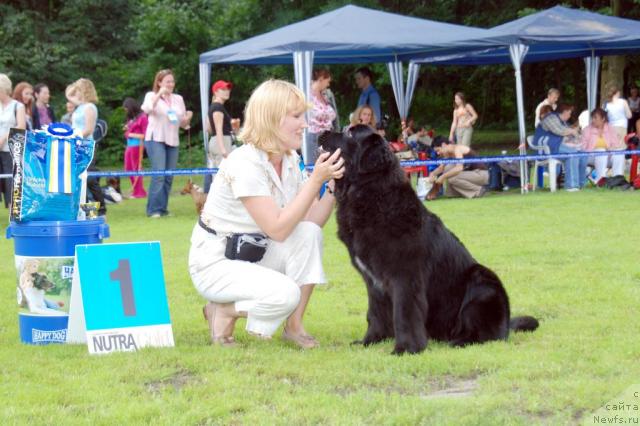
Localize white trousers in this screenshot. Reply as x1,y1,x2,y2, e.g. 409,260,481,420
592,148,626,180
188,221,326,337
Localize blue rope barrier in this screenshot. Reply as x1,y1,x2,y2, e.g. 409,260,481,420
1,150,639,179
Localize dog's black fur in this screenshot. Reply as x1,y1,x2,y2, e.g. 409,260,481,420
32,272,55,291
319,126,538,355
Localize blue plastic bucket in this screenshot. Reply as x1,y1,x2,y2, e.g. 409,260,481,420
6,218,110,344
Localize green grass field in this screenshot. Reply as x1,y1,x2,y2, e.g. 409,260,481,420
1,176,638,425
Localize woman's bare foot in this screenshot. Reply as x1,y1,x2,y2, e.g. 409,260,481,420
203,302,238,346
282,328,318,349
213,302,238,338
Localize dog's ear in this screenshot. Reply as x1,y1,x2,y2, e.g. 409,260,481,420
318,131,345,154
355,133,394,175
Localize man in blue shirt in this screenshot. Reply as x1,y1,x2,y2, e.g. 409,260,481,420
355,67,381,123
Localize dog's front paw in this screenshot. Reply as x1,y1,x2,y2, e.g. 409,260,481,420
361,334,387,346
391,341,426,355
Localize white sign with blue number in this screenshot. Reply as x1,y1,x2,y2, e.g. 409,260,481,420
67,242,174,354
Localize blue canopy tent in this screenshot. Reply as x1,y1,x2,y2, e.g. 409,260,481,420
198,5,498,162
413,6,640,192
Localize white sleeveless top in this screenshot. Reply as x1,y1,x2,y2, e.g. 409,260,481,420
0,100,23,153
605,98,628,128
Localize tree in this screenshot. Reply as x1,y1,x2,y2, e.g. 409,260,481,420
600,0,625,104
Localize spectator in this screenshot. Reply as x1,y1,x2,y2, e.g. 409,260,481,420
557,122,587,193
204,80,235,193
354,67,381,122
122,97,148,199
628,86,640,133
60,101,75,124
141,69,193,218
427,138,488,199
534,88,560,127
448,91,478,147
12,82,33,130
533,103,579,155
349,105,377,131
0,74,26,208
307,68,336,164
581,108,626,182
604,85,632,146
189,79,344,348
31,83,56,130
66,78,106,215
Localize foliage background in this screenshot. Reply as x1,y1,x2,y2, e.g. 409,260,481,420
2,0,640,165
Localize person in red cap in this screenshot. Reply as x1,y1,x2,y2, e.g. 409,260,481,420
204,80,237,192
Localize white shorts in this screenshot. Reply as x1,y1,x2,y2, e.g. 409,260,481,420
188,221,326,336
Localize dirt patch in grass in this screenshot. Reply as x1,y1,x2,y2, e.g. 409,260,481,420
146,369,198,395
421,376,478,399
334,374,480,399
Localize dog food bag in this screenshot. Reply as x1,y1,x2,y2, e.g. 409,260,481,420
8,123,95,222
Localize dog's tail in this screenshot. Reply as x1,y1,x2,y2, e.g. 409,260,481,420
509,316,539,332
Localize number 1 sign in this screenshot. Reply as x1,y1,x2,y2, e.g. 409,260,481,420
67,242,174,354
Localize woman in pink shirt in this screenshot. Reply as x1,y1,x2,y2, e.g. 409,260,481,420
580,108,625,181
123,97,148,198
141,69,193,217
307,68,336,164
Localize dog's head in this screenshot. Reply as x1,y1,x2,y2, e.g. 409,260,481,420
32,273,55,291
180,179,195,195
318,125,396,177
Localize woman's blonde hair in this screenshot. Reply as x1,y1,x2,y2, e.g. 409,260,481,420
66,78,98,104
350,104,377,128
0,74,12,96
238,79,309,155
606,84,620,101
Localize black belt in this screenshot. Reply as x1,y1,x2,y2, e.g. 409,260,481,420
198,218,217,235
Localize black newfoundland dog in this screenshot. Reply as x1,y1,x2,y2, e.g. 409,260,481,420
319,126,538,355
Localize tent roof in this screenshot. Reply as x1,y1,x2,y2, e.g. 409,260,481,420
414,6,640,66
199,5,496,65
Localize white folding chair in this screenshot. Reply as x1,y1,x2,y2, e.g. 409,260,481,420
527,135,561,192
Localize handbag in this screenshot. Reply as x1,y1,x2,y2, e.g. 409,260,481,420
225,233,268,262
199,218,268,262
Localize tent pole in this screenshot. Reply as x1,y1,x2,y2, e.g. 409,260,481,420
199,63,211,148
293,51,315,165
509,44,530,194
404,63,421,121
387,60,405,120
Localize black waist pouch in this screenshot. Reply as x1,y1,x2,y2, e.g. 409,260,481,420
225,233,268,262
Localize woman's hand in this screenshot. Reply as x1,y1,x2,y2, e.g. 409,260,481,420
311,149,345,184
435,176,445,185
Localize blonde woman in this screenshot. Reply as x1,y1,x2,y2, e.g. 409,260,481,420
189,79,344,349
604,85,632,147
449,92,478,147
349,104,377,130
0,74,26,208
66,78,105,214
141,69,193,217
66,79,98,139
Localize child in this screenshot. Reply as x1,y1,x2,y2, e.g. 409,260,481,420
122,98,148,198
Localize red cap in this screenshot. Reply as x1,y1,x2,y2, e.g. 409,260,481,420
212,80,233,93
